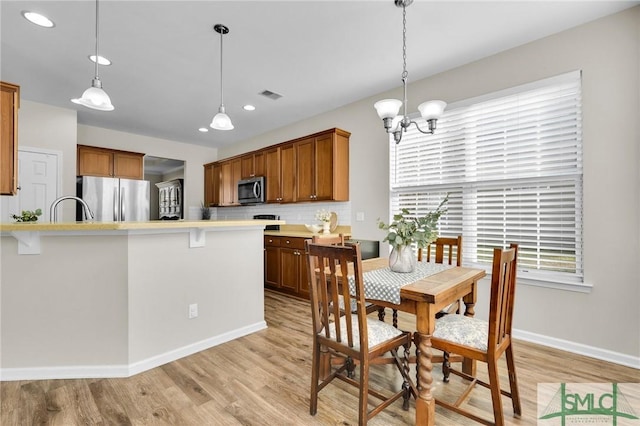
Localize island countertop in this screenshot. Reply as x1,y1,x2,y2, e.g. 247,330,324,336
0,219,285,232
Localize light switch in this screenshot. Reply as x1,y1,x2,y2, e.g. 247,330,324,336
356,212,365,221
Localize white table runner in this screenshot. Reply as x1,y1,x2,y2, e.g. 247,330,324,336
349,262,454,305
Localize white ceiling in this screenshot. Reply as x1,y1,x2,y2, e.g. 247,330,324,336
1,1,637,149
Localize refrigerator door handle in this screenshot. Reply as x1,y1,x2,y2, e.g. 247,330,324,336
113,189,119,221
121,187,125,221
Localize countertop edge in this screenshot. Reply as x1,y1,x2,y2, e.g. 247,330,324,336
0,220,285,232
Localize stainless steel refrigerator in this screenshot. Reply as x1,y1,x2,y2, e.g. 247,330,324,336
77,176,150,222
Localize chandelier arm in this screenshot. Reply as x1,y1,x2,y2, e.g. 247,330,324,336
408,120,435,135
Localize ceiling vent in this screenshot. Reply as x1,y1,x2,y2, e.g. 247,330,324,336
259,90,283,100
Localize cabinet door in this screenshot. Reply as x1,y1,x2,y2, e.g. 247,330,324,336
0,82,19,195
280,143,296,203
220,161,233,206
264,246,280,288
231,158,241,204
241,154,254,179
295,137,315,202
280,247,300,292
298,249,310,299
77,145,113,177
254,151,265,177
264,147,281,202
314,133,335,201
204,163,221,206
113,151,144,180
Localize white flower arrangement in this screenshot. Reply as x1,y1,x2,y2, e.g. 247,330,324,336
315,209,332,223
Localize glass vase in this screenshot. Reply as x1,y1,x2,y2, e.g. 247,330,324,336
389,245,416,273
322,222,331,234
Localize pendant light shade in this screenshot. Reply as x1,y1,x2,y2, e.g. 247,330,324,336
210,24,233,131
71,0,114,111
211,106,234,131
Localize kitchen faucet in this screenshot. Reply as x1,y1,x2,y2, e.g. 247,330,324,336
50,196,94,223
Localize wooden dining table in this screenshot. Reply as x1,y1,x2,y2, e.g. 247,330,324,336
358,257,487,426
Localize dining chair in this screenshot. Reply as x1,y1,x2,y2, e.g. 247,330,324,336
431,243,521,426
305,241,415,425
311,234,379,316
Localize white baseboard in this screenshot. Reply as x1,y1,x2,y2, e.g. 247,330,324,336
513,328,640,369
0,321,267,381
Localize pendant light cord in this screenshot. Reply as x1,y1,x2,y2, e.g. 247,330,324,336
219,28,224,108
94,0,100,80
401,3,408,119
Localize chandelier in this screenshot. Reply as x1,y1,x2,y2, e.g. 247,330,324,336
374,0,445,144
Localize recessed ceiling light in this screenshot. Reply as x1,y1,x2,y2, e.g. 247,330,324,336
89,55,112,66
198,127,209,133
243,105,256,111
21,11,55,28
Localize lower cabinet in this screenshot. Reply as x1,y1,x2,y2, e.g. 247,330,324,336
264,236,310,299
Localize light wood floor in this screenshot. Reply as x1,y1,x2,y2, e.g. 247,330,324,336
2,290,638,425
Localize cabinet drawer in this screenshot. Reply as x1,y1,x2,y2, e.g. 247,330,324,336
280,237,306,250
264,236,281,247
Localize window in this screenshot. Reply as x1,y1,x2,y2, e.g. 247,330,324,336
390,71,584,289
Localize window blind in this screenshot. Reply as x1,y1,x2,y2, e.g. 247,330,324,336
390,71,583,284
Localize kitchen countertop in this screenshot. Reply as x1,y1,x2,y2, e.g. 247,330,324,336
264,224,351,239
0,219,286,232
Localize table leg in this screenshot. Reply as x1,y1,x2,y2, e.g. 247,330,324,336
415,305,436,426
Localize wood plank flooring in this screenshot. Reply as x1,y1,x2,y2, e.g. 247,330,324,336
2,290,638,425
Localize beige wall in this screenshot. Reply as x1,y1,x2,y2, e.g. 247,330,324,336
219,8,640,362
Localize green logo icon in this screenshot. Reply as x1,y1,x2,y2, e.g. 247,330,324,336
539,383,639,425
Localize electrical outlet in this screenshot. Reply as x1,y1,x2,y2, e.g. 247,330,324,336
356,212,365,222
188,303,198,319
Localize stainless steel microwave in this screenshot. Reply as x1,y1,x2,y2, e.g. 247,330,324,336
238,176,265,204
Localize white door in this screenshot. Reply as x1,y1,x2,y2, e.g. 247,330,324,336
0,148,60,222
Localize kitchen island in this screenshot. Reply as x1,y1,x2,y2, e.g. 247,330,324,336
0,219,283,380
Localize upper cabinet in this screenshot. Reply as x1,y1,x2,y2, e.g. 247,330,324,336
241,151,265,179
204,162,221,207
77,145,145,180
295,129,349,202
1,81,20,195
220,158,241,206
205,127,350,207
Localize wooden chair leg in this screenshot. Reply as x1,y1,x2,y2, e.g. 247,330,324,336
377,307,385,322
392,309,398,328
310,340,320,415
358,361,369,426
487,356,505,426
506,345,521,416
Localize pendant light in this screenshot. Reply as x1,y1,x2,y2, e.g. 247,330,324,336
210,24,234,131
71,0,114,111
374,0,445,144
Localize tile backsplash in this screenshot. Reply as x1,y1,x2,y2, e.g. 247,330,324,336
189,202,351,226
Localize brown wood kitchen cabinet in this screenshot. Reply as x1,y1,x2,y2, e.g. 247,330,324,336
204,162,221,206
295,129,349,202
219,157,241,206
241,151,264,179
1,81,19,195
77,145,144,180
204,127,350,207
264,236,309,299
